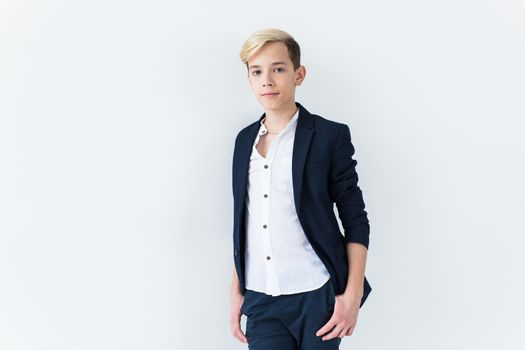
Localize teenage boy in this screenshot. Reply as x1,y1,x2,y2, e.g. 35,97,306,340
230,28,372,350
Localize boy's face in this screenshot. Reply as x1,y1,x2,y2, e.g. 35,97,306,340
247,41,306,112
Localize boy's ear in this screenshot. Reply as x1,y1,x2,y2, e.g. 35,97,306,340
295,65,306,86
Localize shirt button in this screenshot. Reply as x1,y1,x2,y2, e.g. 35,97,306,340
264,164,269,169
263,194,268,198
263,224,267,229
266,256,271,260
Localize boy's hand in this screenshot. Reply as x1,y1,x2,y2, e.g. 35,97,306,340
315,292,361,340
230,289,248,344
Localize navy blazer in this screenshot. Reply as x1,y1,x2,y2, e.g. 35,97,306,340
232,101,372,308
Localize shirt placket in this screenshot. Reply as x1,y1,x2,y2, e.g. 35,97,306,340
254,113,298,295
261,130,286,295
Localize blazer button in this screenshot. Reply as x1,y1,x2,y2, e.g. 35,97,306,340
234,249,239,256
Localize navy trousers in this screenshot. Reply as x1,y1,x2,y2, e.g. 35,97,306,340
241,278,342,350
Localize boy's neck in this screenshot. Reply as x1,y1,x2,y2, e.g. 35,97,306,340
262,102,298,133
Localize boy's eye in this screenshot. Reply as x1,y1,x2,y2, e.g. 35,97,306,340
251,67,285,76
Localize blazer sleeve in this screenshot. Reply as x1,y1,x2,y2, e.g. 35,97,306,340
328,123,370,249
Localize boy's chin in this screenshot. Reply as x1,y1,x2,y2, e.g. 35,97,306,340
259,99,284,110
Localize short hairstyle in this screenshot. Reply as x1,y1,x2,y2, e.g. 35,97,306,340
239,28,301,72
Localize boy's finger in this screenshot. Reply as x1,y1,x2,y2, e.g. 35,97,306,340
315,317,336,337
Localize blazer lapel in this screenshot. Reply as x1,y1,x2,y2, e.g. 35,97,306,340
233,119,260,220
292,102,315,216
234,101,315,219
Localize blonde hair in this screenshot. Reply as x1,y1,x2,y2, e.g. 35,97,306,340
239,28,301,71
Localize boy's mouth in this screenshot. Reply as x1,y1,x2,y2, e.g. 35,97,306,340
262,92,279,97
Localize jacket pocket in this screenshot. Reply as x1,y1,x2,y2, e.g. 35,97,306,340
305,158,329,169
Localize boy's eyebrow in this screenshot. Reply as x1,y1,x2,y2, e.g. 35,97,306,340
249,61,288,70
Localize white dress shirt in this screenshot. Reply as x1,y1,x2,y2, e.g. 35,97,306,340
244,108,331,296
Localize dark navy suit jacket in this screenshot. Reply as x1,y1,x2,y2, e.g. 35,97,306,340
232,101,372,308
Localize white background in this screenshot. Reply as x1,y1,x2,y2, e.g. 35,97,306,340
1,1,524,349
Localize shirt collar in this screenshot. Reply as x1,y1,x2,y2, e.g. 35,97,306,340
258,108,299,136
